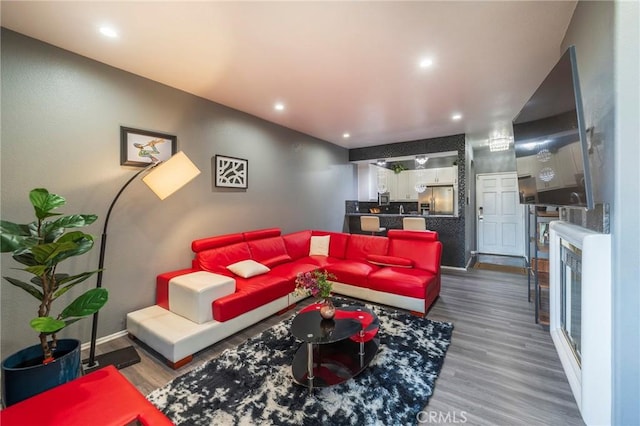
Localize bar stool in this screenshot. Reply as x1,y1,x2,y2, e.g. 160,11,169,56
360,216,386,235
402,217,426,231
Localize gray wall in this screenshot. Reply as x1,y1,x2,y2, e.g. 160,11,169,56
1,30,356,359
472,147,516,175
561,1,639,423
562,0,615,230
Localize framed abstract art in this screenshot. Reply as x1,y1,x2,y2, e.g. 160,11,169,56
215,155,248,189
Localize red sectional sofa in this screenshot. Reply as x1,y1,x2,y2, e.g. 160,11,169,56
127,228,442,367
0,366,172,426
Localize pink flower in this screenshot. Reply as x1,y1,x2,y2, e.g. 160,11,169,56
294,269,335,299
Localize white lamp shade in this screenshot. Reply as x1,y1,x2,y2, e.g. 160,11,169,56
142,151,201,200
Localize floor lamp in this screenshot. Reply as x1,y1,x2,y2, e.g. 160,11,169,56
83,151,201,373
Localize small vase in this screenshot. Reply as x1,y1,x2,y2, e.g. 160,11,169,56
319,297,335,320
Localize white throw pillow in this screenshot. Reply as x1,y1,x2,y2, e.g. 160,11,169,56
309,235,330,256
226,259,270,278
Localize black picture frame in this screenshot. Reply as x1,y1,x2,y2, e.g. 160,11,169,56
215,155,248,189
120,126,177,167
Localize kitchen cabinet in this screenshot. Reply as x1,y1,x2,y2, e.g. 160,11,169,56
417,166,457,185
359,164,458,202
364,164,395,201
394,170,418,201
384,168,398,199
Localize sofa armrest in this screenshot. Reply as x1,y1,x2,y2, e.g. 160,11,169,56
157,268,199,309
366,254,414,268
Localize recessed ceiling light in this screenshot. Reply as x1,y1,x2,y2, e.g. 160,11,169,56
419,58,433,68
274,102,285,111
451,113,462,121
99,26,119,38
343,133,350,139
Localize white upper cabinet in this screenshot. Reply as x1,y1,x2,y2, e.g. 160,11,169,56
435,166,457,184
365,164,396,200
394,170,418,201
417,166,457,185
358,163,458,201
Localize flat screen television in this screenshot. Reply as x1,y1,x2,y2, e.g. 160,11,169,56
512,45,594,209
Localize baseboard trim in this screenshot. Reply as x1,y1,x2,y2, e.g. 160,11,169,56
81,330,129,351
441,265,466,272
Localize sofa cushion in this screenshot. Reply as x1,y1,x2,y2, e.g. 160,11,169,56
212,275,289,322
312,231,350,259
269,259,318,283
345,234,389,262
366,254,413,268
283,230,312,261
367,267,438,299
196,242,252,274
226,259,270,278
309,235,330,256
306,255,342,269
324,259,379,288
247,236,291,267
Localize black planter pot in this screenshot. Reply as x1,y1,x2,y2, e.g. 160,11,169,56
1,338,82,406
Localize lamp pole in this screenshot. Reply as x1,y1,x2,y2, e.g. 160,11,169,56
84,162,159,371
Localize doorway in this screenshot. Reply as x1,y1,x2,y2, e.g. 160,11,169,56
476,172,525,256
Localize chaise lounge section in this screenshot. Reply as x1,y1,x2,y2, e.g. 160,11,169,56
127,228,442,367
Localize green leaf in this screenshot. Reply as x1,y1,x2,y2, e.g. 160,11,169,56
53,271,100,299
29,188,66,221
62,318,82,328
28,232,94,266
31,273,69,288
45,214,98,230
40,215,98,244
24,264,49,277
59,288,108,319
0,221,33,252
3,276,44,300
30,316,66,333
12,249,38,267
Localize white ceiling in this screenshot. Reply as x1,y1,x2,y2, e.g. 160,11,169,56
1,1,577,150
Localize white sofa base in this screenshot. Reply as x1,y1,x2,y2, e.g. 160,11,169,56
127,295,291,364
127,283,425,367
332,281,425,313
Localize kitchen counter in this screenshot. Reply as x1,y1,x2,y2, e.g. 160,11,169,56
346,213,457,219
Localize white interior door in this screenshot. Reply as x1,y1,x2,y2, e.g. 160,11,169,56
476,172,525,256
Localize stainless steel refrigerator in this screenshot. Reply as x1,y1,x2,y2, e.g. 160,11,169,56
418,185,455,215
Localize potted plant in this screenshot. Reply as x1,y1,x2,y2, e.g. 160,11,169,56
295,270,336,319
391,164,407,174
0,188,108,406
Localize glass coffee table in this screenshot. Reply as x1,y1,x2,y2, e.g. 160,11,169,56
290,303,380,389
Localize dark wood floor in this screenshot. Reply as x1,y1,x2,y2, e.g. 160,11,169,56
88,267,584,425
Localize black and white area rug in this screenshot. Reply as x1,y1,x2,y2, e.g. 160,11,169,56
148,299,453,425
